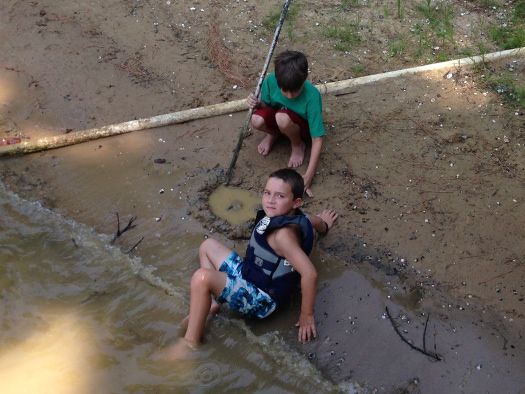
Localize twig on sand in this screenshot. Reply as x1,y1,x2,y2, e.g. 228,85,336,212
125,236,144,254
477,269,516,285
422,313,430,352
385,306,442,361
111,212,137,244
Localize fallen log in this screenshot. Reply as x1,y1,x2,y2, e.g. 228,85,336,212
0,100,247,157
1,47,522,157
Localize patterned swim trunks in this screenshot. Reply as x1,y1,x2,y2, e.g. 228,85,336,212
217,251,277,319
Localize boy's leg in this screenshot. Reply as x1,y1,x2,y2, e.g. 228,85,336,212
251,108,279,156
158,267,227,360
181,237,232,328
198,238,232,315
184,267,227,345
158,240,231,360
199,238,232,270
275,110,309,168
185,238,231,343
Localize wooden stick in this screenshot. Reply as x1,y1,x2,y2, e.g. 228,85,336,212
224,0,292,184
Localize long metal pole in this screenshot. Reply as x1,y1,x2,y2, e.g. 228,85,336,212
224,0,292,184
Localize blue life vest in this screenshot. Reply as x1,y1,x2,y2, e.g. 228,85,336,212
241,210,314,307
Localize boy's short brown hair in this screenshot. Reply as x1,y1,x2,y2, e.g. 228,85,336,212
274,50,308,92
269,168,304,199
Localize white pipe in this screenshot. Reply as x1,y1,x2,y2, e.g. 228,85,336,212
316,47,524,94
1,47,523,157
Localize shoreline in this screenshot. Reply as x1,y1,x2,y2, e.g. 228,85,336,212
1,141,524,392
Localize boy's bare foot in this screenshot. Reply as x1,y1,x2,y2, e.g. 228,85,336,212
153,338,198,361
288,142,306,168
257,134,277,156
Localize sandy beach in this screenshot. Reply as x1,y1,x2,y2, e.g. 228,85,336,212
1,1,524,392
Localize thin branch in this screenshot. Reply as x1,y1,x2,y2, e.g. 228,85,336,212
111,212,137,244
125,236,144,254
385,306,442,361
478,269,515,285
122,216,137,233
423,313,430,352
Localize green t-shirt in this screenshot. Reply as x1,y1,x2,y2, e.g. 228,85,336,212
261,74,326,138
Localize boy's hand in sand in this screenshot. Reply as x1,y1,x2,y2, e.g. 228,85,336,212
247,93,260,109
317,209,338,233
296,312,317,343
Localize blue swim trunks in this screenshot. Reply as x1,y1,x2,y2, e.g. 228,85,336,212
217,251,277,319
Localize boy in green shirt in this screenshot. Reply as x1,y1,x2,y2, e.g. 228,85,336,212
247,50,325,197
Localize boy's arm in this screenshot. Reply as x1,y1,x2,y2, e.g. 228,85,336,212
303,136,323,197
272,228,318,343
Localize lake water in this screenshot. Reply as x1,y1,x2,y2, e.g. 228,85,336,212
0,181,357,393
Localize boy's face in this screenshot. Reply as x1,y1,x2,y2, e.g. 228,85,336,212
262,177,303,217
280,86,303,99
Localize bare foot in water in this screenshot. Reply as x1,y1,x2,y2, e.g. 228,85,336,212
288,142,306,168
153,338,197,361
257,134,278,156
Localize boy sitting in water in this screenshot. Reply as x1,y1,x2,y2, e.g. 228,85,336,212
163,169,337,358
247,50,325,197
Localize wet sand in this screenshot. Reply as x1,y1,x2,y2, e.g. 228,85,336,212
2,109,524,391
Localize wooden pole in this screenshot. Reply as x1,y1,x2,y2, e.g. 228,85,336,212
316,47,524,95
0,100,246,157
224,0,292,184
1,47,522,158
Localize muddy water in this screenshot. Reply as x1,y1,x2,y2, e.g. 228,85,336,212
0,182,358,393
208,185,260,225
